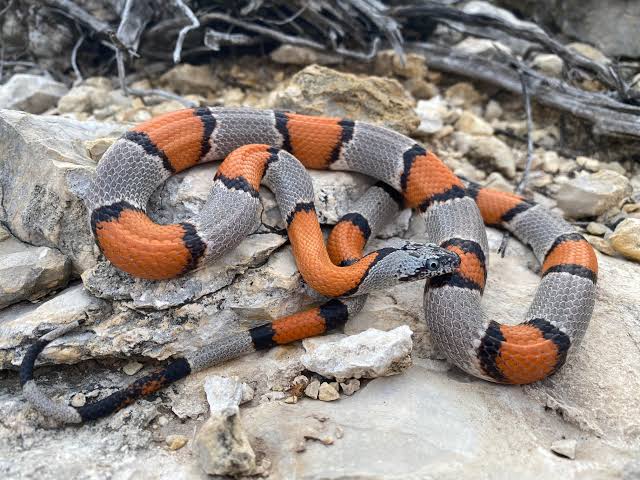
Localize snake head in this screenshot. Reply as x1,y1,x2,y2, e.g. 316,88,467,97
351,242,460,296
395,242,460,281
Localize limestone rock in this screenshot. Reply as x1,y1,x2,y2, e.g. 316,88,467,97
340,379,361,396
0,110,126,274
567,42,609,63
551,439,578,459
586,222,608,236
165,434,188,450
82,232,286,309
542,151,561,173
159,64,222,96
467,136,517,178
374,50,428,79
0,283,109,368
584,234,617,256
455,111,494,136
304,379,320,399
203,375,253,414
269,64,419,135
301,326,413,381
532,54,564,77
192,413,257,476
484,100,503,121
415,96,450,135
0,74,68,113
318,382,340,401
58,83,132,119
0,234,70,308
270,45,342,65
576,156,600,172
453,38,511,59
122,361,143,376
555,171,632,218
609,219,640,261
444,82,484,108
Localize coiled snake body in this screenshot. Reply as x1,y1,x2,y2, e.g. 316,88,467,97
21,108,597,424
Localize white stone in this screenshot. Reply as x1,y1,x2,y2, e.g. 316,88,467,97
120,361,142,376
586,222,608,236
467,136,516,178
0,236,70,309
453,38,511,58
484,100,503,121
318,382,340,401
270,45,342,66
165,434,188,450
455,111,494,136
609,218,640,262
415,96,449,135
555,170,632,218
304,380,321,399
193,413,257,476
551,439,578,459
301,326,413,381
0,74,68,113
542,151,561,173
70,393,86,407
0,284,108,368
340,379,361,396
532,54,564,77
203,375,253,415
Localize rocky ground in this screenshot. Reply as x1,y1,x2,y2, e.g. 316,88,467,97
1,46,640,480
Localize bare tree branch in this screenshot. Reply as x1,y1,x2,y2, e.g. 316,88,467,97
411,42,640,139
392,1,634,100
42,0,111,36
70,33,85,84
173,0,200,64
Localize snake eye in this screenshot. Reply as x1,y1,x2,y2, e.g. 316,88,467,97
428,260,440,271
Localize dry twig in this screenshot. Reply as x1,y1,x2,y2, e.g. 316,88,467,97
173,0,200,64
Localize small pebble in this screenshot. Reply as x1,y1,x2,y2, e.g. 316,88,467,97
340,379,361,396
586,222,608,236
165,434,188,451
284,396,298,404
576,156,600,172
304,379,321,399
584,235,617,256
70,393,86,407
335,426,344,439
123,361,143,375
260,391,287,403
318,382,340,402
542,151,560,174
303,429,334,445
293,375,309,388
484,100,503,121
157,415,169,426
550,438,577,459
609,218,640,261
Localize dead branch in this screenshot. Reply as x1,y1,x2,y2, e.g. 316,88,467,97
173,0,199,64
412,42,640,139
42,0,110,36
391,2,634,100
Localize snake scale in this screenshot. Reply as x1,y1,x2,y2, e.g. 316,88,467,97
20,107,597,424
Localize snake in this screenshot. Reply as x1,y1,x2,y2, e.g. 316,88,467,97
20,107,597,425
